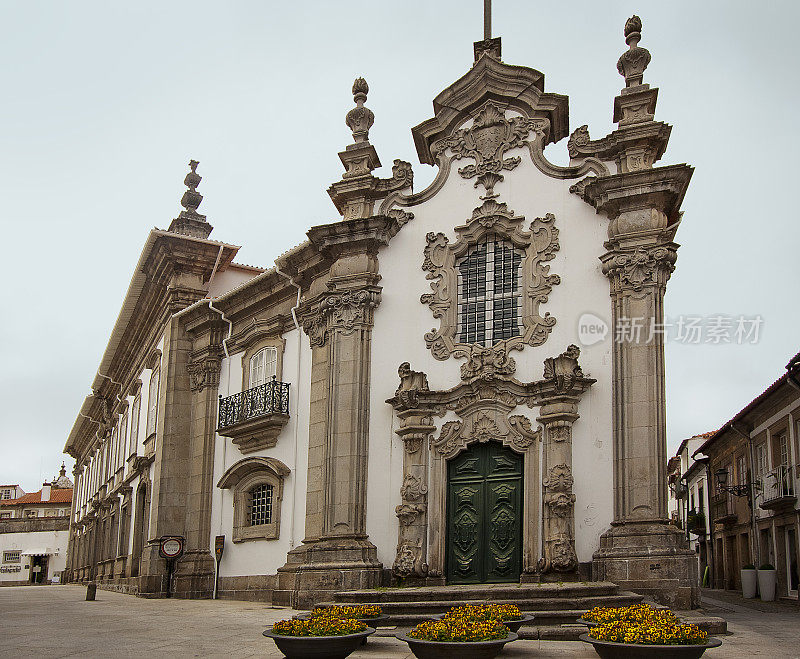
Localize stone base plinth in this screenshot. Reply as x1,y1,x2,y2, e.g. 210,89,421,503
592,521,699,609
274,537,383,608
137,548,214,599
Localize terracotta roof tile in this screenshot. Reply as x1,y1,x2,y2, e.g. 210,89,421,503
0,489,72,506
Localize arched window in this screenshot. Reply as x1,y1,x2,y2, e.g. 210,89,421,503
457,236,523,346
249,347,278,389
217,457,290,542
248,483,273,526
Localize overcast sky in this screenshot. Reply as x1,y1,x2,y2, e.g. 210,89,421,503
0,1,798,492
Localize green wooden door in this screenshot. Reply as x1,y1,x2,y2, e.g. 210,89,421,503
446,442,523,584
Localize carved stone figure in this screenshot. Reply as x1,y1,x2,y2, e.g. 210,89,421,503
400,474,428,502
392,540,428,578
543,344,584,393
394,361,430,410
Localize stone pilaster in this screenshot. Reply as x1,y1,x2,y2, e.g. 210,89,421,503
387,363,435,583
276,217,402,607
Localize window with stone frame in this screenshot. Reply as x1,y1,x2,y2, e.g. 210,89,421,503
0,513,11,519
217,457,289,543
145,367,160,438
456,236,523,347
129,394,141,458
1,489,12,500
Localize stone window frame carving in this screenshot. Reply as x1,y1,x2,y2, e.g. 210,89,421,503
241,337,285,393
217,456,290,543
421,199,560,361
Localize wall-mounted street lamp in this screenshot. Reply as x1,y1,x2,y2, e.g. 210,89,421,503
715,467,761,498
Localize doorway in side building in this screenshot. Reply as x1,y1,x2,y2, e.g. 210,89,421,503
29,556,48,584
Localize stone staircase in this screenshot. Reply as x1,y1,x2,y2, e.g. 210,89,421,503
320,581,644,641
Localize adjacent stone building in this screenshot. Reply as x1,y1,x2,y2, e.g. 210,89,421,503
694,352,800,599
64,16,699,607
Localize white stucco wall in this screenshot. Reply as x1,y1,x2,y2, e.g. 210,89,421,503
367,126,615,567
208,266,263,298
211,325,312,578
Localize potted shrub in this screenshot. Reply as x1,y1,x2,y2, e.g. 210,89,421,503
758,564,777,602
740,564,758,598
579,604,722,658
429,603,534,633
263,612,374,659
396,616,518,659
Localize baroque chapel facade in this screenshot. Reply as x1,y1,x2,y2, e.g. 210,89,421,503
64,16,698,608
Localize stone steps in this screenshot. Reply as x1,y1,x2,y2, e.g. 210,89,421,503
332,581,622,604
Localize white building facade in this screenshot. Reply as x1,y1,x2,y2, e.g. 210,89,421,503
65,16,699,608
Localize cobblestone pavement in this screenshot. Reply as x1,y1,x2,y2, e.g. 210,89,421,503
0,585,797,658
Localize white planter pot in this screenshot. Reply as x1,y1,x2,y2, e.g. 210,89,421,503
758,569,777,601
741,569,758,598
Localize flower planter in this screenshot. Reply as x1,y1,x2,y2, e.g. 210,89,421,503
396,631,518,659
428,612,534,633
294,613,390,645
741,569,758,599
758,568,777,601
579,633,722,659
262,627,374,659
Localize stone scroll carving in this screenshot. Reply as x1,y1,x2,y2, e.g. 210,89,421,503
420,199,560,367
433,102,550,197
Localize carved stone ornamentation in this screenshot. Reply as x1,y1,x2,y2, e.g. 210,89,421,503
345,78,374,144
187,357,221,392
602,245,677,293
617,16,651,88
542,345,584,394
395,503,425,526
394,362,429,410
393,540,428,578
435,103,549,196
301,288,381,348
421,199,560,365
400,474,428,501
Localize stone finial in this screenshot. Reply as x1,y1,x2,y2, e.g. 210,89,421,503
180,159,203,213
617,15,651,87
168,159,213,238
345,77,374,144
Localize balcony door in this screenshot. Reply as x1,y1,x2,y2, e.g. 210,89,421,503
249,347,278,389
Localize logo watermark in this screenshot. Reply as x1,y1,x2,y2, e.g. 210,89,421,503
577,314,763,346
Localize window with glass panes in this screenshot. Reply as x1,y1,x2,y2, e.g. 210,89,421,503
3,551,20,563
457,236,522,346
146,368,160,437
249,347,278,389
248,483,273,526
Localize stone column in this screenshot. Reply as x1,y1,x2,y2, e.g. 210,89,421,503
579,16,698,608
591,206,698,607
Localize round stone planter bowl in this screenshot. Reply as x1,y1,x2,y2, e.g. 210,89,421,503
262,627,374,659
395,631,518,659
428,612,535,633
579,633,722,659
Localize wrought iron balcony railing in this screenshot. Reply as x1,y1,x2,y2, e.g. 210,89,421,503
711,494,737,525
218,377,290,430
760,464,797,510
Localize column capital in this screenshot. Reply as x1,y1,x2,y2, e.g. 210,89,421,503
601,241,678,293
299,286,381,348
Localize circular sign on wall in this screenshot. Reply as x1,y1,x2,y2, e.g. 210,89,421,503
159,536,184,560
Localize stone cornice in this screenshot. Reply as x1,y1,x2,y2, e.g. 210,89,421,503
307,214,402,260
579,164,693,223
568,121,672,170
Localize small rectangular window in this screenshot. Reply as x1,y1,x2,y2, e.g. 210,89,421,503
3,551,20,563
248,484,273,526
146,369,160,437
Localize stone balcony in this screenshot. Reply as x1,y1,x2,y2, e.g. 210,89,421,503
217,377,290,454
